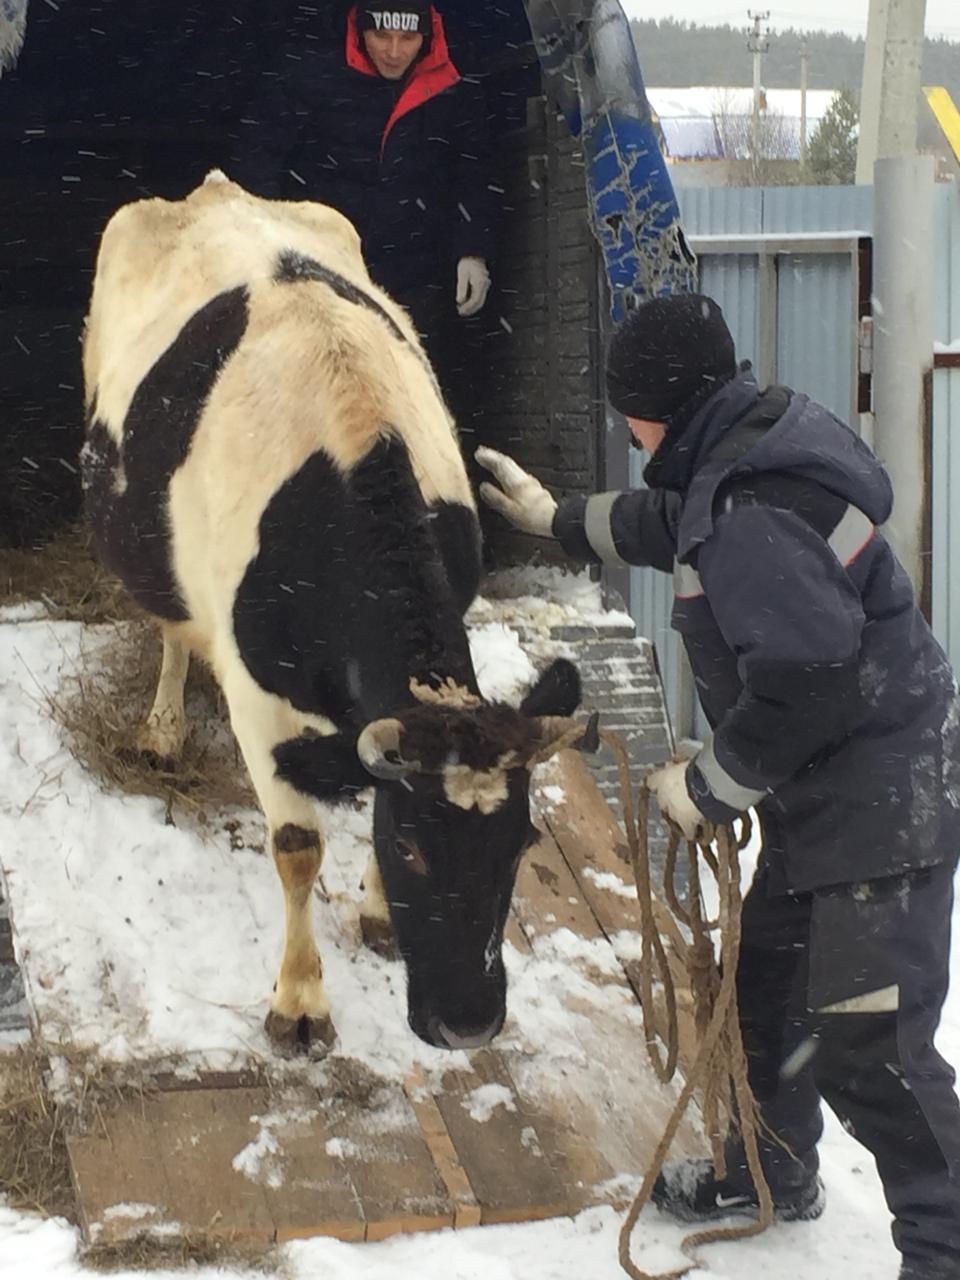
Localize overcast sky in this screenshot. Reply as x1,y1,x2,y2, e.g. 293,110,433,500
620,0,959,42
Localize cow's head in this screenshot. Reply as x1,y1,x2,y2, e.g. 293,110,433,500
273,659,583,1049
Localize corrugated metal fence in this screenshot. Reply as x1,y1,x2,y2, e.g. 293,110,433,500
627,180,960,739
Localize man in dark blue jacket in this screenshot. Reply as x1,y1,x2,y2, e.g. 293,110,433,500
477,293,960,1280
232,1,493,404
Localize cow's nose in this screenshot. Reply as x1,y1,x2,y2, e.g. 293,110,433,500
430,1016,502,1050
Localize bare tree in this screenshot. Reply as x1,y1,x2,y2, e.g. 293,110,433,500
712,90,801,186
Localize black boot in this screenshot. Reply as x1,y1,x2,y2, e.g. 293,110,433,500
652,1150,825,1225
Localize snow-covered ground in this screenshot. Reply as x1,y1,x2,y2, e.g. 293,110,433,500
0,577,955,1280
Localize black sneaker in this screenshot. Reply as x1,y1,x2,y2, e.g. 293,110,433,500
652,1155,826,1225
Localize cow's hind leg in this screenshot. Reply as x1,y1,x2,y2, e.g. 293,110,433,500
135,624,191,766
360,852,396,958
221,667,334,1053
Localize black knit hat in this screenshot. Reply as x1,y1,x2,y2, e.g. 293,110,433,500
357,1,432,36
605,293,737,422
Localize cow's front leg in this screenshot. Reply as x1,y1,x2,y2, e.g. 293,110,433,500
221,668,334,1053
360,851,396,958
135,624,190,765
267,821,334,1051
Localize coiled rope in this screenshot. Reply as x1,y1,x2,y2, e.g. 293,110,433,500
534,725,776,1280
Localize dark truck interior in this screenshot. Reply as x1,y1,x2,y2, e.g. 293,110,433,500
0,2,605,563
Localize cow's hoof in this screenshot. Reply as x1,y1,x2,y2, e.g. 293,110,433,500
132,722,185,769
360,913,398,960
265,1009,336,1055
118,743,178,773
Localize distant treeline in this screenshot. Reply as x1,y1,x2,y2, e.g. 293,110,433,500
629,17,960,102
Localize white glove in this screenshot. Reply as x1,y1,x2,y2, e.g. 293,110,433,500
646,760,710,841
456,256,491,317
475,447,558,538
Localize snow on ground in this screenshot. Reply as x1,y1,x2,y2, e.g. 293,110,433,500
0,577,953,1279
0,608,644,1086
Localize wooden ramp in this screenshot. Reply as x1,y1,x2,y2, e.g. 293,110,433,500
68,752,700,1247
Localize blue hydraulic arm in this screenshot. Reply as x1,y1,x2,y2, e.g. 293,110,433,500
0,0,27,74
522,0,696,319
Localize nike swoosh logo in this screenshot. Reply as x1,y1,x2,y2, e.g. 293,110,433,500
715,1193,753,1209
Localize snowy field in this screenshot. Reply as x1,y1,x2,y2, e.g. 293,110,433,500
0,580,956,1280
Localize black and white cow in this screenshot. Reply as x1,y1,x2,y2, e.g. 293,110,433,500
81,172,581,1053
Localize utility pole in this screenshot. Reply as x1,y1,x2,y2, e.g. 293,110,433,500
876,0,926,158
747,11,770,184
799,40,809,167
864,0,933,605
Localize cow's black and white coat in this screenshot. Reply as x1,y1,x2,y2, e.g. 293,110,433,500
82,172,579,1052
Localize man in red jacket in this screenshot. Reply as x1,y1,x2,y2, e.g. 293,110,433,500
233,2,494,423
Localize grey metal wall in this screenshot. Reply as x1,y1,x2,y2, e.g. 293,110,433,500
767,188,871,427
932,182,960,670
627,181,960,737
680,184,873,418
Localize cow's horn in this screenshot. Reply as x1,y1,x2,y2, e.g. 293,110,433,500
357,719,421,780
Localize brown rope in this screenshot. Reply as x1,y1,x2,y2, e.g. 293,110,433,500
610,732,679,1084
525,719,599,769
583,734,776,1280
528,719,776,1277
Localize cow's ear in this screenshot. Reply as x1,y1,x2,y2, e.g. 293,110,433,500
519,659,581,718
273,732,373,803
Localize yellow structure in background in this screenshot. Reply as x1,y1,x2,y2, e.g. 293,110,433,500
925,86,960,164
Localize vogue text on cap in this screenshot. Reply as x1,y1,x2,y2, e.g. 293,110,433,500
370,11,422,31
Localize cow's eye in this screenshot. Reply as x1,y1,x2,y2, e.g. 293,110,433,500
396,838,429,876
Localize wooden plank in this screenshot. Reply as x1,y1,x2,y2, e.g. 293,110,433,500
68,1100,176,1245
405,1069,482,1229
502,994,701,1217
538,751,688,952
431,1049,570,1225
323,1083,455,1241
71,1082,453,1246
536,750,700,1068
258,1089,366,1244
500,1047,646,1214
504,898,533,956
539,784,662,985
537,751,704,1095
507,821,699,1211
149,1088,278,1241
511,815,703,1205
523,756,703,1180
512,826,607,947
151,1069,265,1092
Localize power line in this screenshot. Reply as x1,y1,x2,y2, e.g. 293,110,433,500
747,10,771,181
747,9,771,51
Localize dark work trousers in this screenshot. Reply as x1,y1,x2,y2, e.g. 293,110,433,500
393,275,486,456
733,853,960,1268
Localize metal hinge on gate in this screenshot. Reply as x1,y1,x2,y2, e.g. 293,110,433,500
858,315,874,375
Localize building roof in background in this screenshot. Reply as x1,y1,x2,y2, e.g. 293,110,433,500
646,86,839,160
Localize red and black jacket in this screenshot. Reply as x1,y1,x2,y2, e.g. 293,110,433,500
232,5,494,299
